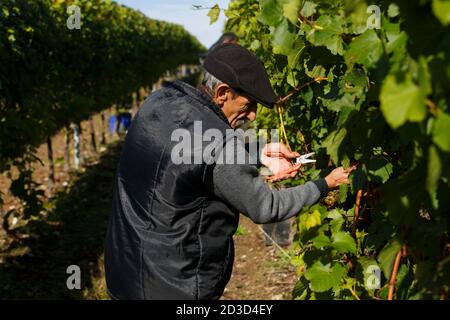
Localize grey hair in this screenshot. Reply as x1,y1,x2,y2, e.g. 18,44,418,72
202,70,223,91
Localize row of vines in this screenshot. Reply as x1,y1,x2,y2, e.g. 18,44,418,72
0,0,204,219
219,0,450,299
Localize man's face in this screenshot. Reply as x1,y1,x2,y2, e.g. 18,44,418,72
213,84,257,129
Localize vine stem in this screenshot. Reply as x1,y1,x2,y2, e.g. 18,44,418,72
352,189,363,236
347,285,361,300
426,99,441,117
387,245,406,300
278,77,328,104
276,77,328,151
276,104,291,150
298,14,323,30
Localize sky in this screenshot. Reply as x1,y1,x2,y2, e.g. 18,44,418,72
115,0,231,48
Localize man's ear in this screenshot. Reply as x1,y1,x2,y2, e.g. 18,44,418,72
214,84,231,106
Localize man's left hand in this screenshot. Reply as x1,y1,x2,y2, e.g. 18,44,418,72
260,143,301,182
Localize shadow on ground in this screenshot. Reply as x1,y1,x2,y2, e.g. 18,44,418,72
0,142,122,299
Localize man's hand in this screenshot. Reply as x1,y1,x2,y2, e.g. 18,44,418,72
325,166,357,189
260,143,301,182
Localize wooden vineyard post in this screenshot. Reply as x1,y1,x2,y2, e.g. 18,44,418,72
72,123,82,169
64,127,71,172
100,112,107,146
47,136,55,193
90,117,97,154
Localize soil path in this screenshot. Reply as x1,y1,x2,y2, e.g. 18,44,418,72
222,217,298,300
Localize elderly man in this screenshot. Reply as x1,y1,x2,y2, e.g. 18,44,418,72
104,43,354,300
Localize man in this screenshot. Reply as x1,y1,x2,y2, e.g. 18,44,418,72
104,43,354,300
207,32,239,53
199,32,239,65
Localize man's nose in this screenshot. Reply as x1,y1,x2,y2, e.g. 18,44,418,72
247,104,257,121
247,110,257,122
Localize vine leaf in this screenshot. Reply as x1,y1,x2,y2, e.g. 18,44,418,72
378,238,402,279
323,127,347,164
207,4,221,24
432,113,450,152
272,19,295,55
303,15,345,55
332,231,356,254
258,0,283,26
282,0,301,25
426,145,442,195
305,210,322,230
432,0,450,25
305,262,346,292
380,74,426,129
300,1,317,18
339,183,348,203
344,29,383,69
312,233,331,249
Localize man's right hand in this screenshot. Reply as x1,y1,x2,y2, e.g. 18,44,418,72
325,166,357,189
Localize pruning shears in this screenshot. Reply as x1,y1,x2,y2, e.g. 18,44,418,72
295,152,316,165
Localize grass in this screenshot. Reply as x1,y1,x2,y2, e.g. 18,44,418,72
234,224,248,236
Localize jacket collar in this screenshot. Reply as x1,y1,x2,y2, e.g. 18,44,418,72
165,80,231,127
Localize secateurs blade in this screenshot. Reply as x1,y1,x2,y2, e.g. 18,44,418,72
295,152,316,165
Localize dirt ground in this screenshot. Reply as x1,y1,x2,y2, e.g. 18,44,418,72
222,217,298,300
0,119,298,300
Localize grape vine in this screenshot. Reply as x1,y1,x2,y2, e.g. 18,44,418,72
0,0,204,218
221,0,450,299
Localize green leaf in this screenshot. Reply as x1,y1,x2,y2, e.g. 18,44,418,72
207,4,220,25
332,231,357,254
287,70,298,87
305,262,346,292
339,183,348,203
272,18,295,55
282,0,301,25
418,56,432,96
380,74,426,129
293,276,309,299
321,94,354,112
396,264,414,299
305,210,322,230
344,29,383,69
304,15,345,55
377,238,402,279
312,233,331,249
258,0,283,26
432,0,450,25
300,1,317,18
250,39,261,51
287,38,305,68
367,158,393,183
327,208,344,220
427,145,442,195
323,128,347,164
432,113,450,152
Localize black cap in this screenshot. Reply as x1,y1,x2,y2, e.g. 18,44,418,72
203,43,278,108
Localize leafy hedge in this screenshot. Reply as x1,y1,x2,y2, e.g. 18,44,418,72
0,0,204,173
224,0,449,299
